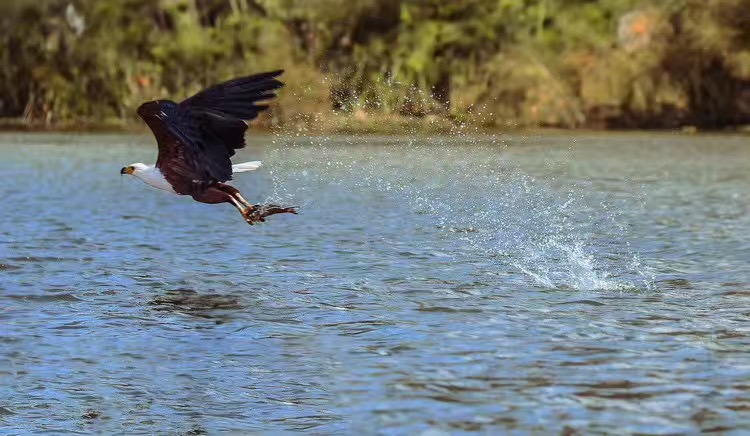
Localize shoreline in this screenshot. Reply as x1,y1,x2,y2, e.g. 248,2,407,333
1,117,748,137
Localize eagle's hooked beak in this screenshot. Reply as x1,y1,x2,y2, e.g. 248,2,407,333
120,166,134,175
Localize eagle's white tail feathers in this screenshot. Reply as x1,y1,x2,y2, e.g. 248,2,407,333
232,161,262,173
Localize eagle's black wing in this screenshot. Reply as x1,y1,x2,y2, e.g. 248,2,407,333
137,70,284,195
180,70,284,119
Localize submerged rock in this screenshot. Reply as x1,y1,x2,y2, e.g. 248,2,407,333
150,289,243,315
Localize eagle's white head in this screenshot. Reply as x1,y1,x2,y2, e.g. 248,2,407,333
120,162,150,176
120,163,176,194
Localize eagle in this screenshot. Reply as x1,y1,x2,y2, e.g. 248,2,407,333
120,70,296,225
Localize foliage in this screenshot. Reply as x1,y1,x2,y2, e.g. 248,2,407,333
0,0,748,130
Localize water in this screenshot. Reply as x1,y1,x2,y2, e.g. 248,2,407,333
1,132,749,434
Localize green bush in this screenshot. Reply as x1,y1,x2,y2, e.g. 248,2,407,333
0,0,747,130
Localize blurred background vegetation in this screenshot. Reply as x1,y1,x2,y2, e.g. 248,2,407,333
1,0,748,132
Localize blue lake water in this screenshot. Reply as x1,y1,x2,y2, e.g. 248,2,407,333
1,132,749,434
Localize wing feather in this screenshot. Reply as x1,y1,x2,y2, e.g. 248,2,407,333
180,70,284,119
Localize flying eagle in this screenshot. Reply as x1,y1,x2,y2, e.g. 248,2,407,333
120,70,296,225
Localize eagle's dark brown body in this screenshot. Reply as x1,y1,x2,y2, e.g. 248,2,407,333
129,71,296,225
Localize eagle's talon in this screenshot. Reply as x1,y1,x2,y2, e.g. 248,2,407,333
242,209,259,225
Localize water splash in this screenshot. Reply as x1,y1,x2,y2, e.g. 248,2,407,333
514,239,635,291
264,135,653,291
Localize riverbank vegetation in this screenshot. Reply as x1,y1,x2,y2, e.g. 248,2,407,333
1,0,749,133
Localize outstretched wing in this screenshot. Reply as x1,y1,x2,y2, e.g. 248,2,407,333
180,70,284,119
137,70,284,195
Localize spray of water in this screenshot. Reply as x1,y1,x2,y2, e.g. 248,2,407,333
267,135,653,291
263,98,652,291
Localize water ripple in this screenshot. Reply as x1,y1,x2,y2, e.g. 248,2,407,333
1,133,749,433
